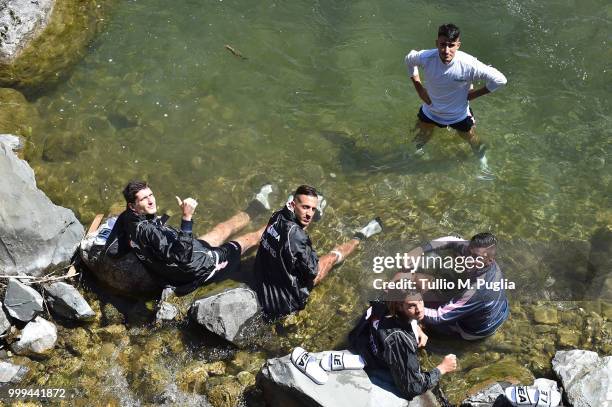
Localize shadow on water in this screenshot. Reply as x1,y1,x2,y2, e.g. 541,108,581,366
320,129,470,177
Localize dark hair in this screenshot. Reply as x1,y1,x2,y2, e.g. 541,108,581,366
438,23,461,41
122,180,149,204
469,232,497,248
385,288,422,317
294,184,318,198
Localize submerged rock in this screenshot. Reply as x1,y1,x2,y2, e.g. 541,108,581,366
4,279,44,322
11,316,57,356
0,361,29,384
0,0,112,92
0,89,39,137
44,281,95,320
190,287,260,346
258,350,439,407
0,305,11,336
0,143,84,276
80,231,162,297
0,134,23,151
552,349,611,407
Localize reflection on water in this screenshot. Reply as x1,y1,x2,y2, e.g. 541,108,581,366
16,0,611,404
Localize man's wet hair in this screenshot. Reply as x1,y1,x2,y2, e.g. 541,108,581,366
294,184,318,198
385,288,422,318
438,23,461,41
469,232,497,248
123,180,149,204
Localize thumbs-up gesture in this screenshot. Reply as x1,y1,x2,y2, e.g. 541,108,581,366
176,196,198,221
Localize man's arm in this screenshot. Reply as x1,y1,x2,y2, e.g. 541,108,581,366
405,50,432,105
382,331,455,400
468,59,507,101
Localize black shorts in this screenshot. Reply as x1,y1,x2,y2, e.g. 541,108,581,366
417,107,475,132
196,239,242,275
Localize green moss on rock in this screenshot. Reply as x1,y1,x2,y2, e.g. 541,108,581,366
0,0,116,92
0,87,39,137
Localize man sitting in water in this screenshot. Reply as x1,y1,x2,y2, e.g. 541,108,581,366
404,23,507,175
348,288,457,400
403,232,509,340
253,184,383,320
108,180,272,293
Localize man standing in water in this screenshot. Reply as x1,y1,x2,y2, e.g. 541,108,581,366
110,180,272,293
405,23,507,175
253,185,383,320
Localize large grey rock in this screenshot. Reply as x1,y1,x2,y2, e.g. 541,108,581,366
156,302,178,322
461,382,505,407
258,351,439,407
11,316,57,356
44,281,95,320
0,361,29,383
0,143,84,276
79,231,161,296
0,0,55,63
4,279,43,322
0,134,23,151
553,349,611,407
190,287,260,345
0,305,11,336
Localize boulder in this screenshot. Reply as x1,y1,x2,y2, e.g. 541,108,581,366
11,316,57,356
0,305,11,336
0,0,111,92
4,279,43,322
43,281,95,320
0,89,39,137
460,382,505,407
156,302,178,322
0,361,29,383
0,134,23,151
0,143,84,276
258,351,439,407
552,349,611,407
79,232,162,297
189,287,260,346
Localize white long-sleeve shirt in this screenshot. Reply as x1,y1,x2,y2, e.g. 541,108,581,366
404,49,507,125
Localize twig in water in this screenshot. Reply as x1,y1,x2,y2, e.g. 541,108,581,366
225,44,248,60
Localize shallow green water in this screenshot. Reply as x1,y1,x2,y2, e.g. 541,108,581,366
18,0,612,404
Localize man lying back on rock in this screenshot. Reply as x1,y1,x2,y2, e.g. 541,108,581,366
253,184,383,320
106,180,272,294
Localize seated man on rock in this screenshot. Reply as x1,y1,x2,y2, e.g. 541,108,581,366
253,184,383,320
346,288,457,400
403,232,509,340
108,180,272,294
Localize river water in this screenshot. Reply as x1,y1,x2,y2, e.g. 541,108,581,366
20,0,611,405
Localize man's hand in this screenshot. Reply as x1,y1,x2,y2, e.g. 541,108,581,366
411,75,432,105
417,325,428,348
436,354,457,375
176,196,198,221
467,86,490,101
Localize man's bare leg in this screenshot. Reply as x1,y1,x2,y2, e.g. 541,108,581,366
314,217,383,286
198,184,273,247
413,120,436,153
457,128,490,173
233,225,266,254
314,238,361,285
198,211,252,247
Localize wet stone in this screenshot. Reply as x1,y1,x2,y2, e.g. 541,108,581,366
557,328,581,348
0,361,29,384
11,316,57,356
532,305,559,325
533,325,557,334
44,282,95,321
4,279,44,322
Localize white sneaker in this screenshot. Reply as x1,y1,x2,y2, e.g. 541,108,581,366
355,217,383,240
255,184,273,210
